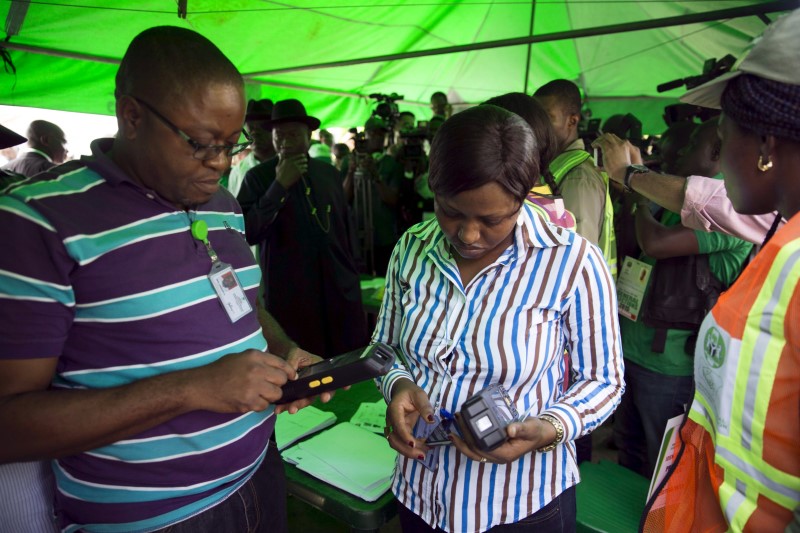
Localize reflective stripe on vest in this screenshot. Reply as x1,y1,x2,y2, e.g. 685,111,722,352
549,150,617,278
644,218,800,532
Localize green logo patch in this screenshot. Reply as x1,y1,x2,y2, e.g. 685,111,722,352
703,326,726,369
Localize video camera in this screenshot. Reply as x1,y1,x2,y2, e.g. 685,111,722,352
398,120,428,159
369,92,403,131
348,127,368,153
657,54,736,94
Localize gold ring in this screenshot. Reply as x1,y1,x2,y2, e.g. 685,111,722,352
479,456,487,463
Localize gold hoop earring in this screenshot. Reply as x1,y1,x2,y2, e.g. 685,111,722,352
758,155,773,172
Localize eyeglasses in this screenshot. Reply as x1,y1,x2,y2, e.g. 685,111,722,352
131,96,252,161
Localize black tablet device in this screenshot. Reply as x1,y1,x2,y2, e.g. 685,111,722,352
276,343,396,404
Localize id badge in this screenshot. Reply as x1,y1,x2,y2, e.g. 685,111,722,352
208,261,253,323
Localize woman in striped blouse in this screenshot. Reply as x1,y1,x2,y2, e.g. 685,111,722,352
375,104,624,533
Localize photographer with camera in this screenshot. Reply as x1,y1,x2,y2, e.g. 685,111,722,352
344,115,402,276
389,112,434,233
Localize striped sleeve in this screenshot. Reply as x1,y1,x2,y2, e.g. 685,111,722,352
0,194,76,358
551,240,625,442
374,233,414,401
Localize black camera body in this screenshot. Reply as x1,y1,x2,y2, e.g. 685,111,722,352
460,384,520,452
399,127,428,159
352,130,368,153
370,92,402,123
656,54,736,94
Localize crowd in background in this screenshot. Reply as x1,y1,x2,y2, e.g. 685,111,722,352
0,9,798,532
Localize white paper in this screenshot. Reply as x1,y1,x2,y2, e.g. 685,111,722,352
282,422,397,502
275,406,336,451
648,413,684,500
349,401,387,434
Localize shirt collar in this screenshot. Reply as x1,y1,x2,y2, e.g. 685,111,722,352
83,138,134,187
27,148,53,163
564,138,587,152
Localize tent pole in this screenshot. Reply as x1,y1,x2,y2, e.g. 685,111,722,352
4,0,30,37
1,42,119,65
522,1,536,95
244,0,799,77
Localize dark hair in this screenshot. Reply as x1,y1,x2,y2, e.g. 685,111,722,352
483,92,560,193
115,26,242,103
721,74,800,142
399,111,416,121
431,91,447,101
533,79,582,116
332,143,350,158
428,105,539,204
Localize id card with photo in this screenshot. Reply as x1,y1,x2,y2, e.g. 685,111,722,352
208,261,253,323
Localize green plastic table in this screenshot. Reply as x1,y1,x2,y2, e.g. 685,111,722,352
283,380,397,533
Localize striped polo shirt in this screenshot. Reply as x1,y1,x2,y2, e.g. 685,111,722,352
373,204,624,533
0,139,273,532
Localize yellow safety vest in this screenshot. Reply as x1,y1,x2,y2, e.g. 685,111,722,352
549,150,618,278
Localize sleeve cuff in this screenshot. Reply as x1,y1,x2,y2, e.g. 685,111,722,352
540,405,583,443
376,367,413,403
262,180,289,207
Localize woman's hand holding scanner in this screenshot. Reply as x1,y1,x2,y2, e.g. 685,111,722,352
276,153,308,189
451,415,559,464
189,349,297,413
385,378,435,460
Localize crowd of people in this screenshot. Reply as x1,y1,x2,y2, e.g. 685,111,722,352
0,8,798,533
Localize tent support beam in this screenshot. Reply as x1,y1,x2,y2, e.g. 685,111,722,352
1,42,120,65
244,0,799,77
4,0,30,38
522,0,535,95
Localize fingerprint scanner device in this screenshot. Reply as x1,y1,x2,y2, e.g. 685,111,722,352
460,384,520,452
276,343,395,404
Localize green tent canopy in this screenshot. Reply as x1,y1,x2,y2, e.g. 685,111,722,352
0,0,795,134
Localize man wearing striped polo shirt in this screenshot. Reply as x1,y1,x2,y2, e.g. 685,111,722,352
0,27,320,532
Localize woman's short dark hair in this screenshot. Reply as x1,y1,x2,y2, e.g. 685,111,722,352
428,105,539,204
483,92,559,192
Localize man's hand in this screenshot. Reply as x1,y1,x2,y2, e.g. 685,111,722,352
449,415,556,464
591,133,643,185
275,154,308,190
274,347,342,414
189,349,296,413
385,378,435,460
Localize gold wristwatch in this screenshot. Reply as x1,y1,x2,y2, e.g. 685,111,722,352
536,414,565,453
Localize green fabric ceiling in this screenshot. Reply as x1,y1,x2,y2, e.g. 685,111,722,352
0,1,794,134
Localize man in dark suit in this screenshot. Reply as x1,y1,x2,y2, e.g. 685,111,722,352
238,99,368,359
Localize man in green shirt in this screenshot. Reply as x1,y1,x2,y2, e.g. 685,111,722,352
614,118,753,478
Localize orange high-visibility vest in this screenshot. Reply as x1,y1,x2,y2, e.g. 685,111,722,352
643,213,800,533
